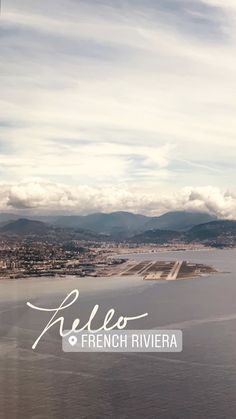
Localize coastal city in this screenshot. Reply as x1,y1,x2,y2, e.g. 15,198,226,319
0,236,215,280
0,211,234,280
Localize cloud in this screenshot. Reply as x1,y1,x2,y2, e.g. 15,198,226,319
0,0,236,198
175,186,236,218
0,141,172,184
0,181,236,219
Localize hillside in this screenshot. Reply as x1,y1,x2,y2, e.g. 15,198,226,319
53,210,216,236
128,220,236,247
144,211,216,231
54,211,148,236
1,216,235,247
0,219,51,236
0,218,105,242
128,229,183,244
0,210,218,237
185,220,236,246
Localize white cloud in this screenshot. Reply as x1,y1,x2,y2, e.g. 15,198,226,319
0,0,235,199
0,181,236,219
175,186,236,218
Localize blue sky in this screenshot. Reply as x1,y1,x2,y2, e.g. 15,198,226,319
0,0,236,216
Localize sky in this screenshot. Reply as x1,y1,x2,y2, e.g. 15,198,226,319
0,0,236,217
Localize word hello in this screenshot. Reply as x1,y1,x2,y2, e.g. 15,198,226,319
27,289,148,350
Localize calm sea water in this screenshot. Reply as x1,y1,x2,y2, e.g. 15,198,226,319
0,249,236,419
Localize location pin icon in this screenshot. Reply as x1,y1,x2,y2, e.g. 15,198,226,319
68,335,77,347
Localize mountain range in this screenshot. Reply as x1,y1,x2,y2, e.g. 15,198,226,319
129,220,236,246
0,211,235,247
0,210,217,238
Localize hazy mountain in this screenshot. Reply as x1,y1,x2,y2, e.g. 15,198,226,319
0,211,218,237
128,220,236,247
0,213,19,226
144,211,217,231
128,229,182,244
0,217,235,247
53,210,216,236
0,218,51,236
0,218,109,242
54,211,148,237
0,213,58,226
185,220,236,244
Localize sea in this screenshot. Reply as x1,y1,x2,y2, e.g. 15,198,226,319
0,248,236,419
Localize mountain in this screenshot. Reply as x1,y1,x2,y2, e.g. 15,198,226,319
0,213,19,226
0,218,51,236
144,211,217,231
0,217,235,247
0,218,110,242
53,210,216,237
185,220,236,246
0,213,58,227
0,210,218,237
54,211,148,237
128,220,236,247
128,229,182,244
